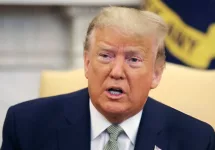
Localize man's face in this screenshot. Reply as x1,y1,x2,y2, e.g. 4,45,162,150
84,27,162,123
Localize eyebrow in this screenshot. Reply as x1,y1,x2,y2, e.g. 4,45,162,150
97,42,147,53
97,42,115,50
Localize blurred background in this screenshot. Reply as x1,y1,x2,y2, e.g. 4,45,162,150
0,0,215,144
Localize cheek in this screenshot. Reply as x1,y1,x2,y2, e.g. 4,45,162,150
127,70,153,100
87,58,111,88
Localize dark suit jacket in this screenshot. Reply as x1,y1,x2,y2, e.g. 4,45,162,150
1,88,215,150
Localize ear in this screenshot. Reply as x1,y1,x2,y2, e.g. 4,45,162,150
84,50,90,79
151,62,165,89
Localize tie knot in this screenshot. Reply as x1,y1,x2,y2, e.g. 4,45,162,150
106,124,123,141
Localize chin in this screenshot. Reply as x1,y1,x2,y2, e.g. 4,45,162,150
105,108,124,115
102,103,128,115
103,107,129,123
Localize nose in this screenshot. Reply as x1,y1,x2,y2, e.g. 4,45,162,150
110,57,125,80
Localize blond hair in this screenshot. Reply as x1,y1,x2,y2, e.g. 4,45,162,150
84,6,168,62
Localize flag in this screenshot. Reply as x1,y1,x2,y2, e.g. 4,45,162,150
144,0,215,69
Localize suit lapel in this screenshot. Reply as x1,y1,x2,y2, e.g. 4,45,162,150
134,98,169,150
56,90,170,150
57,88,91,150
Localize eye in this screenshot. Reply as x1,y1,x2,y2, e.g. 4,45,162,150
128,57,142,63
126,56,143,67
99,53,110,58
130,57,139,62
98,52,113,63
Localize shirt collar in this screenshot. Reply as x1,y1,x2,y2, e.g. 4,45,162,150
90,100,111,140
90,100,143,145
119,109,142,144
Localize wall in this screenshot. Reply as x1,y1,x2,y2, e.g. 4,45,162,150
0,6,70,143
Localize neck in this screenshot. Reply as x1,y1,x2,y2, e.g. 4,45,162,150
102,110,140,124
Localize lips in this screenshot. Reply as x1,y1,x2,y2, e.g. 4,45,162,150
105,86,125,99
109,90,122,95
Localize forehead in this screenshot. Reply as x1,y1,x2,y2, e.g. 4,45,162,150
92,27,156,51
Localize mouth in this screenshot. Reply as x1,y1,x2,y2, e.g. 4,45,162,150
105,87,125,99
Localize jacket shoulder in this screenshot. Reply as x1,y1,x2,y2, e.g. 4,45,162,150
148,98,214,149
8,88,88,123
148,98,214,135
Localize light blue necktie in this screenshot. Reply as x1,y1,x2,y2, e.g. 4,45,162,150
103,124,123,150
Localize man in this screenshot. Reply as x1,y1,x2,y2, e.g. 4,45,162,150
1,6,214,150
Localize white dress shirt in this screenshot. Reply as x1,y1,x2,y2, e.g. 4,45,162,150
90,100,143,150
